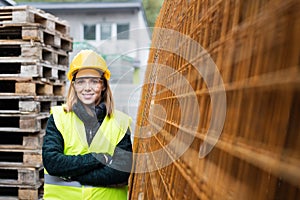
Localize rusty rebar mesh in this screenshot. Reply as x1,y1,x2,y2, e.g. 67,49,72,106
129,0,300,199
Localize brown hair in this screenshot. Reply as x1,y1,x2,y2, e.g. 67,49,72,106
64,75,114,117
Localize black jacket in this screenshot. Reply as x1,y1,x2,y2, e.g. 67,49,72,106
42,105,133,187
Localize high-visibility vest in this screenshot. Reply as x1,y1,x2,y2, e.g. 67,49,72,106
43,105,132,200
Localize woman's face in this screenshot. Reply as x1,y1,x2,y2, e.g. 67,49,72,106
73,69,104,105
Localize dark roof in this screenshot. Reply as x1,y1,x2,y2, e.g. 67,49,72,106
0,0,16,6
18,2,142,14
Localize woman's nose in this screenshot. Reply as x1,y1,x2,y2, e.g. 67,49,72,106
83,81,92,89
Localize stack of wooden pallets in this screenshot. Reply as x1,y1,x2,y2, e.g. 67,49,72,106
0,6,72,199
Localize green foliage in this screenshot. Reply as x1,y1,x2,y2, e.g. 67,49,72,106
142,0,163,27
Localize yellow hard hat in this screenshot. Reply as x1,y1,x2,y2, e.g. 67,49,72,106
67,50,111,81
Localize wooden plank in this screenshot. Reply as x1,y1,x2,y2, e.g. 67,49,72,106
15,82,37,95
0,113,48,132
0,97,63,114
0,40,69,66
0,166,43,186
0,149,42,168
0,131,44,150
0,79,65,96
19,187,42,200
0,60,67,83
0,183,43,200
0,5,70,36
0,23,72,51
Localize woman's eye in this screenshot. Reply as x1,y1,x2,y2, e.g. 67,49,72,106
76,80,85,85
91,79,99,84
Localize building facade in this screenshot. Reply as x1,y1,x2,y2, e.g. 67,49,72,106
19,1,150,83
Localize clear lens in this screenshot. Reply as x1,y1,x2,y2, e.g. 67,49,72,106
74,77,102,90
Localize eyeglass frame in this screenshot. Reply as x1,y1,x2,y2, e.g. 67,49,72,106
72,76,104,90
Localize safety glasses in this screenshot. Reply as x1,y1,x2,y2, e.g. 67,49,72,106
73,77,103,90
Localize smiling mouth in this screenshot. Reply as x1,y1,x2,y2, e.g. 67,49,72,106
82,94,94,98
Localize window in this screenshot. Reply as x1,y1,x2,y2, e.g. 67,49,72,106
101,24,112,40
117,24,130,40
82,23,130,41
84,25,96,40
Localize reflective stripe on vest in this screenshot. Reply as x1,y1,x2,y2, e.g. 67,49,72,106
44,174,92,187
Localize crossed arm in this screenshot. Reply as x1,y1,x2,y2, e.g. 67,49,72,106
43,115,132,186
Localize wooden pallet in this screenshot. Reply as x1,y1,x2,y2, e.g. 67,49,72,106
0,149,42,168
0,166,43,186
0,113,48,133
0,78,65,96
0,23,72,51
0,130,44,150
0,60,67,82
0,40,69,66
0,183,43,200
0,5,70,36
0,95,64,115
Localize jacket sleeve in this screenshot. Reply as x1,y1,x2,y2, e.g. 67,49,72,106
43,115,107,177
73,129,133,186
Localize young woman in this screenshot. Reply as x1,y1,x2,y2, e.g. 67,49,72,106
42,50,132,199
